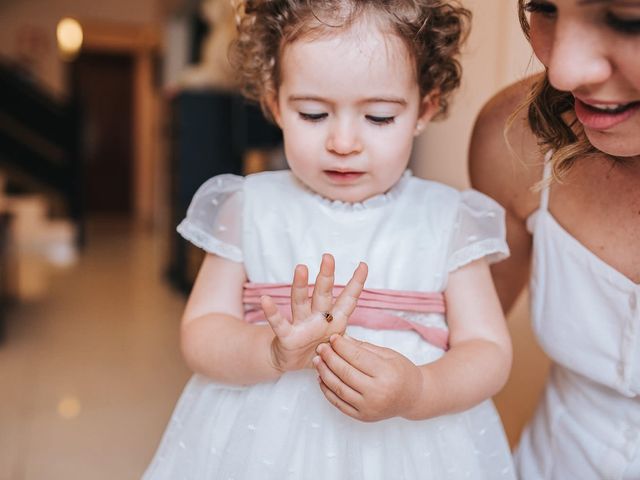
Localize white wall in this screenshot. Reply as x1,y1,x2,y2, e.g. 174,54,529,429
413,0,542,189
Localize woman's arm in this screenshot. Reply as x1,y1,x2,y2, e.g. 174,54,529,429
313,259,512,421
469,77,543,313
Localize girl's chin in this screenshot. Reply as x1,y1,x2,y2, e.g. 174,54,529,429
323,188,374,204
329,193,368,203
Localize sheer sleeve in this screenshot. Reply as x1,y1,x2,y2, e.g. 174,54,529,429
446,189,509,272
176,174,244,263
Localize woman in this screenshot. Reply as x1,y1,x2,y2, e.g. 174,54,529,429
470,0,640,478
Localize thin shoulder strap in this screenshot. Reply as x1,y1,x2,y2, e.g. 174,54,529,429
539,150,553,212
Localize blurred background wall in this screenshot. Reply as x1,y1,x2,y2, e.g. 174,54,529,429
414,0,540,187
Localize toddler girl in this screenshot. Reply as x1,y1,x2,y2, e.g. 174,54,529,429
144,1,515,478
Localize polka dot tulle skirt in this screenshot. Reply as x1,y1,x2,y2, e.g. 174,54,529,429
143,329,515,480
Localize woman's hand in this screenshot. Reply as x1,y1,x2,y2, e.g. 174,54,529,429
313,334,425,422
262,254,368,373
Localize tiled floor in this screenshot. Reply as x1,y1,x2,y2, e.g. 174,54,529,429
1,218,191,480
0,217,549,479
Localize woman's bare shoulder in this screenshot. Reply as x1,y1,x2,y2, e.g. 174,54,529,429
469,75,545,220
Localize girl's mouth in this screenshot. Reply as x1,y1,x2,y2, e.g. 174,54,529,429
324,170,365,183
574,98,640,131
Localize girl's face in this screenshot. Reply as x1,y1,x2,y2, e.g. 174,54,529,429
268,18,438,203
525,0,640,157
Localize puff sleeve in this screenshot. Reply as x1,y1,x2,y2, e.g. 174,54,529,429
446,190,509,272
176,174,244,263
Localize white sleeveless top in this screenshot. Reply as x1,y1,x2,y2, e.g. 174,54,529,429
516,160,640,479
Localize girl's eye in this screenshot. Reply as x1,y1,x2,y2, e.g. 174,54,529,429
523,1,556,18
299,112,327,122
605,11,640,35
366,115,395,125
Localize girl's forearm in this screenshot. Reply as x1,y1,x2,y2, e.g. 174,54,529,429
180,314,283,385
405,338,512,420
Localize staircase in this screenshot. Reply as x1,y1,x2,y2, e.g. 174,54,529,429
0,59,83,234
0,60,81,325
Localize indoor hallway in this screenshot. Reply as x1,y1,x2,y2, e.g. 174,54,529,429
0,218,191,480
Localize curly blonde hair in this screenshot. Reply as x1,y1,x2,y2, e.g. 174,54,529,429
230,0,470,121
515,0,599,182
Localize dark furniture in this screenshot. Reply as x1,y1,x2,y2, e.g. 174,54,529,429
166,90,281,293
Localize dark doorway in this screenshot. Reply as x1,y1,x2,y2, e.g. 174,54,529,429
70,52,134,215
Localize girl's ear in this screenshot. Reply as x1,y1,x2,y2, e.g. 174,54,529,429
265,93,283,128
414,90,440,136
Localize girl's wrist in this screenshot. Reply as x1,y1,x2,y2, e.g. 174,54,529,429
268,339,307,375
250,327,284,382
401,366,435,421
267,337,310,376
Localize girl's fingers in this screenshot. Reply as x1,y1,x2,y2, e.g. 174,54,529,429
317,378,362,421
261,295,291,338
315,342,371,392
310,253,335,315
290,264,310,319
313,355,362,406
341,335,396,359
332,262,368,322
329,334,382,376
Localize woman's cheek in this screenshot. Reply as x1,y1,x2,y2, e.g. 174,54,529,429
529,19,554,66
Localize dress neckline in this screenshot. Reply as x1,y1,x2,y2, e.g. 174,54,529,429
533,208,640,288
298,170,411,211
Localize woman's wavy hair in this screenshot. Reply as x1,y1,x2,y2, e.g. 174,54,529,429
230,0,470,122
514,0,599,182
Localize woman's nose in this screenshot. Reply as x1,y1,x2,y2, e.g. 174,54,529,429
546,18,612,93
326,119,363,156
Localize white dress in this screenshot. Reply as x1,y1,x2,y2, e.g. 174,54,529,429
143,170,515,480
516,161,640,479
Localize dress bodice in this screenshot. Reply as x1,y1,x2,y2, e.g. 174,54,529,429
241,170,506,292
178,170,508,293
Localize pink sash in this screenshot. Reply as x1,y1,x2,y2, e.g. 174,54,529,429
243,283,449,351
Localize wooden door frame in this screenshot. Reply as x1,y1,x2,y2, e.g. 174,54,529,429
78,20,160,225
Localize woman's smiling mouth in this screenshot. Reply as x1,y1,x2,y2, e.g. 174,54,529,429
574,98,640,131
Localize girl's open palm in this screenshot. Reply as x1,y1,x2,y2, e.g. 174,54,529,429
261,254,368,373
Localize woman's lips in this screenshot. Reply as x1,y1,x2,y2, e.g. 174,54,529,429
574,98,640,131
324,170,365,183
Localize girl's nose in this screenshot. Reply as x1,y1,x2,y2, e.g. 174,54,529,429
546,18,612,93
326,119,363,156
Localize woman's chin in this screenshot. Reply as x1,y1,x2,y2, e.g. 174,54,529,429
585,129,640,159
